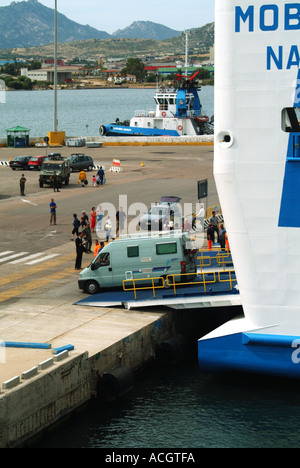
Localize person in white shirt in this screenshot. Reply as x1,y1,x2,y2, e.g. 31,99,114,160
192,204,205,231
105,216,114,242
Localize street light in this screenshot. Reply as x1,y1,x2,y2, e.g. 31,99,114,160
54,0,57,131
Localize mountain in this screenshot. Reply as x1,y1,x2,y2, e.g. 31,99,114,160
0,1,187,50
0,23,214,61
112,21,181,40
0,0,110,49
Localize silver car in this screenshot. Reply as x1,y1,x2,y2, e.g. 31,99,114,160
139,196,182,231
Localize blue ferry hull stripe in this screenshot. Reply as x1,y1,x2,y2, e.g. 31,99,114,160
198,332,300,379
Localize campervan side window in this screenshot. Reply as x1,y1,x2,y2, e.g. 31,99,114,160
93,252,110,270
156,242,177,255
127,245,139,257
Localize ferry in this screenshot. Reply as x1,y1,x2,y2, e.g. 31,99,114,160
198,0,300,379
99,34,214,138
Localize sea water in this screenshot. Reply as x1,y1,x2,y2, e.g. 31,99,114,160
35,355,300,448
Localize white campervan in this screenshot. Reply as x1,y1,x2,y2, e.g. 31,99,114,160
78,231,198,294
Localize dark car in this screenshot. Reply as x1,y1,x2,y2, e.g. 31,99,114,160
139,196,182,231
67,153,94,172
9,155,31,170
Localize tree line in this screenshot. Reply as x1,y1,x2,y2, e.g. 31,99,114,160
0,57,213,90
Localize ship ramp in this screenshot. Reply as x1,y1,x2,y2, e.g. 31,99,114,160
75,249,241,310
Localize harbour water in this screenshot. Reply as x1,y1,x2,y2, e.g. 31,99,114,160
0,86,214,138
35,354,300,448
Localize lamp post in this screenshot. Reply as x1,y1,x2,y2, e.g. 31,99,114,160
54,0,58,131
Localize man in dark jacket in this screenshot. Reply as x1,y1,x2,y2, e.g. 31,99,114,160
82,222,92,252
75,232,86,270
97,166,105,185
19,174,26,196
50,171,60,192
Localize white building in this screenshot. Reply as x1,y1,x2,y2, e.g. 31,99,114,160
21,68,73,84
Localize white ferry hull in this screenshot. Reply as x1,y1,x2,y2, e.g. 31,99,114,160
198,0,300,378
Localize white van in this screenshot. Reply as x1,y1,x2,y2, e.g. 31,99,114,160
78,231,198,294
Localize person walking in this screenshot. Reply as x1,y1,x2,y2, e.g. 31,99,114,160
92,175,96,187
75,232,86,270
82,210,89,223
105,215,114,242
82,222,92,252
50,171,60,192
94,239,100,257
79,170,87,187
219,223,227,251
207,223,213,250
116,206,126,236
19,174,26,196
50,198,57,225
96,205,103,232
71,213,80,241
192,203,205,231
209,210,219,244
90,207,96,233
97,166,105,185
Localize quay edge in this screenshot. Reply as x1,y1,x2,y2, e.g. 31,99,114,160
0,135,214,148
0,305,239,448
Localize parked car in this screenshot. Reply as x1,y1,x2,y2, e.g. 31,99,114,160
28,155,48,170
67,153,94,172
139,196,182,231
39,155,70,188
9,155,31,170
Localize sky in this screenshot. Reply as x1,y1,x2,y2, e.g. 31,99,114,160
0,0,215,34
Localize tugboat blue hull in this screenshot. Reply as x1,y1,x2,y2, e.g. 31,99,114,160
100,124,180,137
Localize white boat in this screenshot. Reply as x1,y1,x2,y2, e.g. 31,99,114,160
198,0,300,378
99,33,214,138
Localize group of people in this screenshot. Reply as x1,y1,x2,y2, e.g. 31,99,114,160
71,208,97,241
73,205,127,270
206,210,229,251
73,207,106,270
78,166,105,188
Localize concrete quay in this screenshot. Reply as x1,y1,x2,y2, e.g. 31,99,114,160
0,134,214,148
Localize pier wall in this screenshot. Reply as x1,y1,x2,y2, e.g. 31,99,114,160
0,135,214,148
0,312,176,448
0,305,241,448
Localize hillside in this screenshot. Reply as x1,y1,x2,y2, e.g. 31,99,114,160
0,0,183,49
112,21,181,40
1,23,214,61
0,0,109,49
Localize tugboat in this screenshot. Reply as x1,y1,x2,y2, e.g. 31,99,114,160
99,34,214,137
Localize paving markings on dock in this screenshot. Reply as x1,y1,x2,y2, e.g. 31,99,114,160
0,266,77,303
0,251,14,257
11,253,59,265
0,250,60,265
0,254,75,287
0,252,29,263
0,252,92,303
